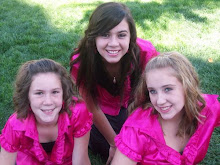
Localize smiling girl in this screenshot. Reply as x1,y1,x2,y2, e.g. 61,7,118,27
0,59,92,165
111,52,220,165
70,2,158,164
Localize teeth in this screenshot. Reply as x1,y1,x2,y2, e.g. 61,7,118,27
108,50,118,54
42,109,53,112
161,106,170,110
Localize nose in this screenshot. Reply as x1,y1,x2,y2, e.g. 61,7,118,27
44,94,53,105
156,93,166,105
108,36,119,47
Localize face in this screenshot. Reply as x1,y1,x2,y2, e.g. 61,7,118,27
95,18,130,64
146,67,185,121
29,72,63,125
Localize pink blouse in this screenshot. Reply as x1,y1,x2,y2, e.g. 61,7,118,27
0,101,93,165
115,94,220,165
71,38,159,116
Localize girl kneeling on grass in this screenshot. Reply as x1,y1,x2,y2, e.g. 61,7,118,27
70,2,158,164
111,52,220,165
0,59,92,165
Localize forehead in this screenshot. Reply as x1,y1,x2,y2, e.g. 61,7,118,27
109,18,130,32
30,72,61,88
146,67,180,86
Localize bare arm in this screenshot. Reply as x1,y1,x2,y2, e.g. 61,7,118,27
0,147,17,165
111,149,137,165
72,131,91,165
80,89,116,164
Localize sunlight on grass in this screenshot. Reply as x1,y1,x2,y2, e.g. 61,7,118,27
0,0,219,164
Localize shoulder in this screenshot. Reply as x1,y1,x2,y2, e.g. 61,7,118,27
70,53,80,79
70,98,92,122
203,94,219,106
71,53,80,61
115,107,157,162
3,113,27,131
136,38,159,69
69,99,92,137
136,38,159,55
201,94,220,126
137,38,156,51
124,107,156,129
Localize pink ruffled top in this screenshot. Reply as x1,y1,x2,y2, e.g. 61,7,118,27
115,94,220,165
0,101,93,165
71,38,159,116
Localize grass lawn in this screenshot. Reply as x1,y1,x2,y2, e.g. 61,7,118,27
0,0,219,164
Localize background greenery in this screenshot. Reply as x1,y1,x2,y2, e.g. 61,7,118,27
0,0,219,164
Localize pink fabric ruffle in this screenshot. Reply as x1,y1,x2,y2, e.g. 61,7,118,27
115,135,142,162
0,135,18,152
74,112,93,137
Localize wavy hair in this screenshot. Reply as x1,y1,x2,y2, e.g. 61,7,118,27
129,52,206,137
70,2,141,101
13,59,76,119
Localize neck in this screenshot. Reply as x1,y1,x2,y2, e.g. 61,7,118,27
159,111,183,136
105,62,121,78
36,120,58,128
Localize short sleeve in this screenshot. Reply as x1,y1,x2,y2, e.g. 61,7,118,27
204,94,220,127
71,101,93,138
137,38,159,71
115,126,148,162
0,114,21,152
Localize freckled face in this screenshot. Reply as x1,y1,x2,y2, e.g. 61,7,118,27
146,67,185,121
95,18,130,64
28,73,63,125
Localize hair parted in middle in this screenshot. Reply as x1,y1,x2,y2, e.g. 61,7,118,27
70,2,141,101
129,52,206,137
13,59,76,119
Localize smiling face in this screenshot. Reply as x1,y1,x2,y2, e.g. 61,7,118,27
95,18,130,64
28,72,63,125
146,67,185,121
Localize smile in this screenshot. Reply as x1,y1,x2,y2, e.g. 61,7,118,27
160,106,172,113
107,50,119,54
41,109,54,115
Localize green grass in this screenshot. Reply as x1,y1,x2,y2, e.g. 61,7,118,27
0,0,219,164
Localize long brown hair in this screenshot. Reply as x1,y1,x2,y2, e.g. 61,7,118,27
13,59,76,119
129,52,206,137
70,2,141,102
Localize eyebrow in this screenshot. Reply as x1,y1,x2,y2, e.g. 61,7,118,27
118,30,128,33
147,84,176,89
33,88,62,91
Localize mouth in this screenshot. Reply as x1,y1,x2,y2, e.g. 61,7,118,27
159,106,172,113
106,50,120,55
41,109,54,115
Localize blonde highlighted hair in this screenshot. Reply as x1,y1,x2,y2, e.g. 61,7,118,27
129,52,206,136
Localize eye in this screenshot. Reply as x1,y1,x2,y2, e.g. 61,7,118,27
118,33,126,38
35,92,43,95
149,89,157,94
164,88,172,92
52,90,60,94
100,33,109,38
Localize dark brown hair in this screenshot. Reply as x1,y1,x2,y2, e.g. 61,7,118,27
13,59,75,119
70,2,141,101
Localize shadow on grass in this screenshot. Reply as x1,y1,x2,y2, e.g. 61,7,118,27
0,0,219,164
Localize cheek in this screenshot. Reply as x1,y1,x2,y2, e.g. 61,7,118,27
56,95,63,105
123,40,130,51
149,95,157,105
95,38,103,50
